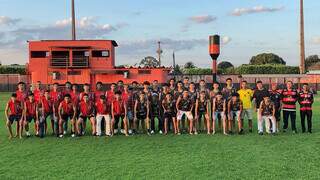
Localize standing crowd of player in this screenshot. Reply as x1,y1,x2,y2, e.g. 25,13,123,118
4,77,315,139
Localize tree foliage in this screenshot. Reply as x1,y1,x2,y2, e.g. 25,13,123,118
184,61,196,69
305,55,320,70
218,61,234,69
236,64,299,74
0,65,26,74
249,53,286,65
139,56,160,67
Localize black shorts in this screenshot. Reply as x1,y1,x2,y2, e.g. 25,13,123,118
8,115,22,123
136,114,147,120
26,116,36,123
61,114,73,121
163,112,175,120
198,111,206,119
79,115,94,122
274,110,281,122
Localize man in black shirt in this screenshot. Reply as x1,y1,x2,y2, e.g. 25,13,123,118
253,81,269,134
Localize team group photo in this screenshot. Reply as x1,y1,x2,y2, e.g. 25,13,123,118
1,0,320,179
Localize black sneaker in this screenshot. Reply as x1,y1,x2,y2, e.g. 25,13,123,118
258,132,263,136
282,129,287,133
249,129,253,133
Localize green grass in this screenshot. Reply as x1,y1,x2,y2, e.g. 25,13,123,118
0,92,320,179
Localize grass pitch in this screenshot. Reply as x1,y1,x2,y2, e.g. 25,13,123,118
0,92,320,179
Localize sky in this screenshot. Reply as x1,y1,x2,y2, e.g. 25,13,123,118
0,0,319,67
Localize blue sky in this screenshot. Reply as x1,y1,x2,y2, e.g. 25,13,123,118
0,0,319,67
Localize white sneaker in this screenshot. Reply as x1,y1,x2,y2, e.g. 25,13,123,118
26,131,31,137
114,129,118,134
194,131,198,135
151,130,155,134
63,131,67,135
159,130,163,134
71,134,75,138
128,129,133,134
59,134,63,138
82,131,85,135
120,129,125,134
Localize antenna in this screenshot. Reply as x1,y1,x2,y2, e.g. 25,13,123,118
156,41,163,67
71,0,76,40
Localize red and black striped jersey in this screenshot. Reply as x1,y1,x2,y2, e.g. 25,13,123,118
298,91,313,111
281,89,298,111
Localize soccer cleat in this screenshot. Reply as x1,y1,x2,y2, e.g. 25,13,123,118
120,129,125,134
159,130,163,134
71,134,75,138
26,131,31,137
63,131,67,135
282,129,287,133
59,134,63,138
211,131,215,135
128,129,133,135
194,131,198,135
249,129,253,133
177,132,181,135
114,129,118,134
150,130,155,134
258,132,263,136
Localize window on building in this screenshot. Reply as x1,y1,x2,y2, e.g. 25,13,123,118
138,70,151,74
31,51,48,58
67,71,81,75
92,50,109,57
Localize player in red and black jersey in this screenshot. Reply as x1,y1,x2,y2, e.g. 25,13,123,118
58,94,77,138
269,83,282,132
106,83,116,105
162,93,176,134
5,93,23,139
77,93,96,136
62,81,72,97
298,83,314,133
195,91,210,135
111,91,128,136
134,92,150,135
122,84,134,134
281,81,298,133
16,82,27,103
23,93,38,137
80,83,94,102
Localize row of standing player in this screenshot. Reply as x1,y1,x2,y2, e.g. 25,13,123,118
4,77,314,139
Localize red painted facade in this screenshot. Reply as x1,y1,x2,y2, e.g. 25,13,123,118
27,40,171,86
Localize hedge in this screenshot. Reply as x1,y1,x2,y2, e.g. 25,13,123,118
0,65,26,75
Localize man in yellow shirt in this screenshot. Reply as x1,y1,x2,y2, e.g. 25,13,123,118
237,80,254,133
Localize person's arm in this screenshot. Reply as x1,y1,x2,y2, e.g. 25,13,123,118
162,100,166,113
72,104,76,120
146,100,150,119
239,101,243,114
212,99,216,113
259,101,263,117
311,93,314,104
195,99,199,118
58,103,62,120
5,102,9,121
227,101,231,119
124,102,127,119
36,103,40,122
134,100,138,120
176,97,181,111
272,104,275,117
252,91,257,111
111,102,115,120
223,100,226,113
206,100,210,115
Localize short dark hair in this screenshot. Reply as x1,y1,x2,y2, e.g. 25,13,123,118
132,81,138,84
100,95,106,99
84,83,90,86
28,93,34,97
83,93,88,97
117,80,124,84
256,80,263,84
226,78,232,81
17,82,25,85
199,79,205,83
64,94,71,98
96,81,103,85
303,83,308,86
143,81,150,85
216,92,222,96
242,80,247,83
231,93,239,97
177,81,183,84
213,81,219,85
184,77,189,80
115,91,122,95
53,83,59,86
65,81,71,85
111,83,117,86
11,93,17,98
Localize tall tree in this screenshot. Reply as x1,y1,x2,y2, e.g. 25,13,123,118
218,61,234,69
305,55,320,70
249,53,286,65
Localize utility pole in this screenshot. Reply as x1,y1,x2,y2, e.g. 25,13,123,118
300,0,305,74
71,0,76,40
172,51,176,79
157,41,163,67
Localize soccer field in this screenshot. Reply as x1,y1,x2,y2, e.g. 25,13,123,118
0,92,319,179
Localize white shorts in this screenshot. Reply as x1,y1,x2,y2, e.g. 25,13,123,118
213,112,225,121
177,110,193,121
241,109,253,120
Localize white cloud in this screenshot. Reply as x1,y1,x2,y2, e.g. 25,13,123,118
0,16,21,26
312,37,320,44
189,15,217,24
222,36,232,44
231,6,284,16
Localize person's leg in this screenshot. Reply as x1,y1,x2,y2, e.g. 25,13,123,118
122,116,129,136
258,114,264,134
300,111,306,133
205,114,210,134
70,117,76,136
150,115,155,132
291,111,297,132
58,118,65,137
212,113,216,134
6,118,13,139
282,111,289,131
187,112,194,135
264,116,270,134
271,116,276,133
104,115,111,135
76,117,82,135
90,117,96,135
247,109,253,132
307,110,312,133
96,115,102,136
237,112,242,133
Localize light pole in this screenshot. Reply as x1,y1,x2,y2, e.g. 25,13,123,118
300,0,305,74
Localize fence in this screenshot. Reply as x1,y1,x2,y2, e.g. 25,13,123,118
0,74,29,92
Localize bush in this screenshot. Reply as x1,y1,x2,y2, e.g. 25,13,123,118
236,64,299,74
0,65,26,74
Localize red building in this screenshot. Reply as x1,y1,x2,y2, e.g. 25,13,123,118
27,40,171,87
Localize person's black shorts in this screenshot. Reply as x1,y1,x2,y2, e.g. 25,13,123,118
197,112,206,119
8,115,22,124
61,114,73,121
163,112,175,120
78,115,94,122
26,116,36,123
136,114,147,120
